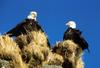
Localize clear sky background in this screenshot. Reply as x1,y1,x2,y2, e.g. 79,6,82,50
0,0,100,68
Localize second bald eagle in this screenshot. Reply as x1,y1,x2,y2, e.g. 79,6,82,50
63,21,89,52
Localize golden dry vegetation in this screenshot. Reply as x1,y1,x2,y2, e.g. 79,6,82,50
0,31,84,68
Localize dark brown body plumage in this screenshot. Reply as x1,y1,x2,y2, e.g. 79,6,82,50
6,19,50,47
63,28,89,51
6,19,44,37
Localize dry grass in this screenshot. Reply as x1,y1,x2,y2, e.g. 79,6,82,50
16,31,64,68
76,58,84,68
28,31,48,46
53,40,84,68
15,31,50,68
22,41,50,64
15,31,50,50
15,35,29,49
45,52,64,66
0,31,84,68
0,35,27,68
22,42,64,68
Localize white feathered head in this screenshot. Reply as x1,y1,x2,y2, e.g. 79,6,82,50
66,21,76,29
27,11,37,20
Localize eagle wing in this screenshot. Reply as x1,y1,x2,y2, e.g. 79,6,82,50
79,36,90,52
6,22,24,37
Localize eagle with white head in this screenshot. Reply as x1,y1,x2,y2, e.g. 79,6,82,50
6,11,50,48
63,21,89,52
6,11,44,36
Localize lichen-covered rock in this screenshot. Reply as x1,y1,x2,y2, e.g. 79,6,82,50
0,59,11,68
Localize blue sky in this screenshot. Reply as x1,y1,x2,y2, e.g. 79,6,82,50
0,0,100,68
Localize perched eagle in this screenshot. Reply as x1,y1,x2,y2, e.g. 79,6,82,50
6,11,44,37
6,11,50,47
63,21,89,52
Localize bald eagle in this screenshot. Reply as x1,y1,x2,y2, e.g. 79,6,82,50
6,11,50,47
63,21,89,52
6,11,44,37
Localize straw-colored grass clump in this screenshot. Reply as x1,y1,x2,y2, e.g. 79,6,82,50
0,35,27,68
0,30,84,68
53,40,84,68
